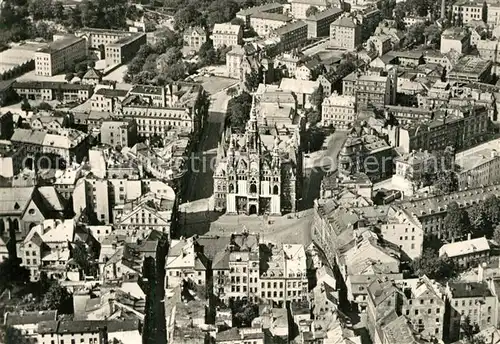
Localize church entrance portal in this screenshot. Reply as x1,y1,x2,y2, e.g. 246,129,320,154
249,204,257,215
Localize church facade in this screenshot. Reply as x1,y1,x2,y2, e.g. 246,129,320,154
213,106,301,216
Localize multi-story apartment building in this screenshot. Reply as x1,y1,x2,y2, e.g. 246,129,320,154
271,21,308,52
304,7,343,38
90,88,129,112
487,2,500,28
342,69,397,109
166,237,208,288
35,35,87,76
455,138,500,189
236,3,284,27
11,128,89,164
100,119,138,149
452,0,485,25
213,233,260,304
212,23,243,48
73,176,110,224
216,327,265,344
395,184,500,240
439,236,490,268
399,276,446,341
4,311,58,344
321,92,356,129
380,207,424,260
383,105,433,126
289,0,330,19
338,131,394,182
387,105,489,154
366,278,402,344
477,40,500,64
76,28,135,49
446,281,498,341
105,33,147,66
250,12,292,37
448,56,492,83
13,81,93,102
183,27,207,51
441,27,470,54
330,16,361,50
260,243,308,307
120,84,206,137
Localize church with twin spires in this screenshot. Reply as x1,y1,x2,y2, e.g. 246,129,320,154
212,99,301,216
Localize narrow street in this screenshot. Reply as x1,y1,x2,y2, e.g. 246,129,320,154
302,131,348,209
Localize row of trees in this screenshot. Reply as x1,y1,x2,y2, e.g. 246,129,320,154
443,194,500,240
173,0,241,31
0,0,141,45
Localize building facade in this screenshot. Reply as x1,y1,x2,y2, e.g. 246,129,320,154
213,106,301,215
321,92,356,129
212,23,243,48
35,36,87,77
330,17,361,50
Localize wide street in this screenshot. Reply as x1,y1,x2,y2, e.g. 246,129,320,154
184,90,229,204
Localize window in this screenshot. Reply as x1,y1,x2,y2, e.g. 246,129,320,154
415,310,419,315
428,309,432,314
436,308,440,313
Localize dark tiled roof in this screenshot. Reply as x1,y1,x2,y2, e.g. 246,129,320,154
449,281,493,298
5,311,57,326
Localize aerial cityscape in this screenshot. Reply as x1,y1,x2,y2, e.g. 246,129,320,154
2,0,500,343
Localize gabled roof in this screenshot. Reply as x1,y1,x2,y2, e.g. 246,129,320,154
83,67,101,80
0,187,35,215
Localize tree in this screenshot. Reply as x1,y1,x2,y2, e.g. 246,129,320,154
305,109,321,126
434,170,458,195
483,194,500,226
199,40,217,65
163,61,187,81
492,224,500,244
42,281,72,313
310,84,325,112
244,70,262,92
233,300,258,327
444,202,470,240
226,91,252,130
407,22,426,45
37,102,53,111
72,240,97,276
65,72,74,82
411,248,456,280
174,5,204,31
306,6,319,17
0,258,29,290
206,0,240,26
424,23,443,46
468,202,488,236
231,17,245,27
21,98,31,112
226,87,238,97
461,316,480,342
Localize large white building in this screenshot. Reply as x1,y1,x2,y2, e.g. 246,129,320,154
35,35,87,76
212,23,243,48
321,92,356,128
